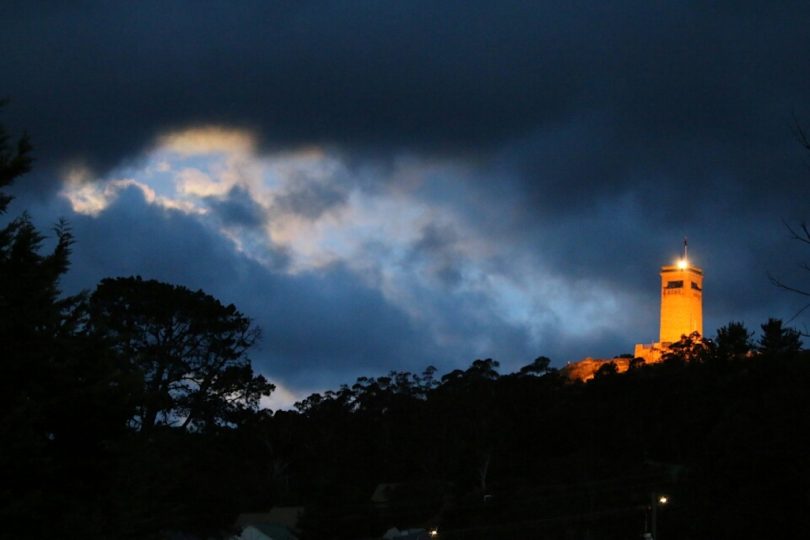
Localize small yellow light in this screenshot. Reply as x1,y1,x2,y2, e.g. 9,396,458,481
677,259,687,269
658,495,668,505
429,529,439,537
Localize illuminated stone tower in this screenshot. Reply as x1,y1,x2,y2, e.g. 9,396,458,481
658,240,703,344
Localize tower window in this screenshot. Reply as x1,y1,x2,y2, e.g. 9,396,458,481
691,281,702,291
665,280,683,289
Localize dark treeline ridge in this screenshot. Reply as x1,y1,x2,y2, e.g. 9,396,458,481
3,122,810,540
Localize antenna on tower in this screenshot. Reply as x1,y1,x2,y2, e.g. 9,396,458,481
683,236,688,260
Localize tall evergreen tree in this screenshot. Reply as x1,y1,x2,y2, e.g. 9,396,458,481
0,114,89,538
715,321,753,362
758,318,803,356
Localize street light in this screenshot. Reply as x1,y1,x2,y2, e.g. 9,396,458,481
651,493,668,540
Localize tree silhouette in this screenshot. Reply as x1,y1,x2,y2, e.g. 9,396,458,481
593,360,618,379
0,112,73,359
769,123,810,327
661,331,715,364
86,276,274,433
518,355,552,376
0,113,106,538
0,110,32,211
715,321,753,362
758,318,802,356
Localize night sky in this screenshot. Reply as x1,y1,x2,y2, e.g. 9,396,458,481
3,2,810,407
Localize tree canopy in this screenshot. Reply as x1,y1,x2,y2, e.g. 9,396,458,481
86,276,273,433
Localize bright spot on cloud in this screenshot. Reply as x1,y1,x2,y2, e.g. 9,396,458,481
156,126,256,156
60,125,641,367
176,167,228,198
62,173,204,217
63,177,154,216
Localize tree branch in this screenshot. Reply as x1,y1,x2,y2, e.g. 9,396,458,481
782,219,810,245
769,272,810,297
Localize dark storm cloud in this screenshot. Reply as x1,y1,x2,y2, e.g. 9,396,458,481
271,173,348,220
4,2,810,233
59,185,247,288
2,0,810,382
4,2,805,175
207,186,265,227
410,222,464,288
6,0,808,252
